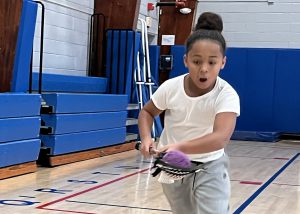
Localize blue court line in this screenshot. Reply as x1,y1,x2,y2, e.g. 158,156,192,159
66,200,172,212
233,152,300,214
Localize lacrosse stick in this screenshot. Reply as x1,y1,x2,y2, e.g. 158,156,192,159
135,142,204,183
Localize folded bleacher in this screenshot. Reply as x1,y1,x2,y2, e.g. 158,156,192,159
39,93,128,163
0,93,41,179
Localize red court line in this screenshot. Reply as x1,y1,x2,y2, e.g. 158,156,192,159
240,181,263,185
36,168,149,211
231,179,263,185
273,157,290,160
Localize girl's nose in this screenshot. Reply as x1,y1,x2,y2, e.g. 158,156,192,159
200,64,208,73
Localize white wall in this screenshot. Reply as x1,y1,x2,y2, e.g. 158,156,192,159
33,0,93,76
36,0,293,76
195,0,300,49
33,0,159,76
138,0,159,45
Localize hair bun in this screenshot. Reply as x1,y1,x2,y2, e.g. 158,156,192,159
195,12,223,32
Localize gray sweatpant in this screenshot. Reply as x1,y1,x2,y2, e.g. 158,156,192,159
161,154,230,214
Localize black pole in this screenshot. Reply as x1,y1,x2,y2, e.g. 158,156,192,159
34,1,45,94
88,14,95,76
101,14,106,75
29,51,33,93
156,2,176,7
88,13,105,76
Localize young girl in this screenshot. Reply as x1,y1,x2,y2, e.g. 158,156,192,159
138,27,240,214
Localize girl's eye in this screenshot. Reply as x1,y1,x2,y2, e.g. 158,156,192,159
209,61,217,65
193,60,201,65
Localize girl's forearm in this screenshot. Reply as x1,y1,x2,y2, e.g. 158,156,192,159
178,132,229,154
138,109,154,142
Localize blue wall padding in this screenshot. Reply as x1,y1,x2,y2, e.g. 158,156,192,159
42,93,128,113
231,131,280,142
149,45,160,85
0,117,40,143
273,50,300,132
242,49,276,131
11,0,38,92
221,48,277,132
41,127,126,155
106,30,141,102
0,139,40,167
42,111,127,134
0,93,41,118
169,45,188,79
32,73,107,93
124,32,139,102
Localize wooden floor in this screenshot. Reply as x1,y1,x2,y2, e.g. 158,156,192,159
0,140,300,214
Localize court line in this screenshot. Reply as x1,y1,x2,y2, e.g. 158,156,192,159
229,155,290,160
36,168,149,211
66,200,172,212
233,153,300,214
37,207,96,214
228,143,300,151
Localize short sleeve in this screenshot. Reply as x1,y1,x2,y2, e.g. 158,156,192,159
151,80,169,111
215,87,240,116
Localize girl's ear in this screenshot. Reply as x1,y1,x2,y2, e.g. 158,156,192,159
221,56,227,69
183,54,188,67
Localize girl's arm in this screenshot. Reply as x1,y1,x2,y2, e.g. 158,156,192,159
159,112,237,154
138,100,163,157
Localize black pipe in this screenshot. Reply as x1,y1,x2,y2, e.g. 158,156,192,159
34,1,45,94
89,13,105,76
88,14,94,75
101,14,106,75
109,30,114,93
94,15,99,76
29,51,33,93
156,2,177,7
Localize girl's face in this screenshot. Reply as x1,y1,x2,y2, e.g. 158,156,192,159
184,40,226,95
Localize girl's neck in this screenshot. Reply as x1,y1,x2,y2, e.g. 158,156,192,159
184,75,216,97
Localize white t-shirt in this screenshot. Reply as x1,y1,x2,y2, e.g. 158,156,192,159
152,74,240,163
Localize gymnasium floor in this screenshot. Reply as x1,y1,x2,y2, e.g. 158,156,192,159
0,140,299,214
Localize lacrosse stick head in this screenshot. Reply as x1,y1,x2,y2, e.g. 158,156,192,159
152,150,202,182
161,150,192,168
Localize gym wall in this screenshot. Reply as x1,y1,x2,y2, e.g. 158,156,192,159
32,0,94,76
196,0,300,49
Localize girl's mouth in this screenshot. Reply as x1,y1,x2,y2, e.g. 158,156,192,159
199,78,207,82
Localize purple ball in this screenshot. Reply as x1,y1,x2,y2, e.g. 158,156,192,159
162,150,192,168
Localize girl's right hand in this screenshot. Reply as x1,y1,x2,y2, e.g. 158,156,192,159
140,139,158,158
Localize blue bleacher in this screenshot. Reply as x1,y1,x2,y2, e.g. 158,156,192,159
0,94,41,168
32,73,107,93
40,94,128,156
1,1,138,170
0,139,41,168
41,111,127,135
